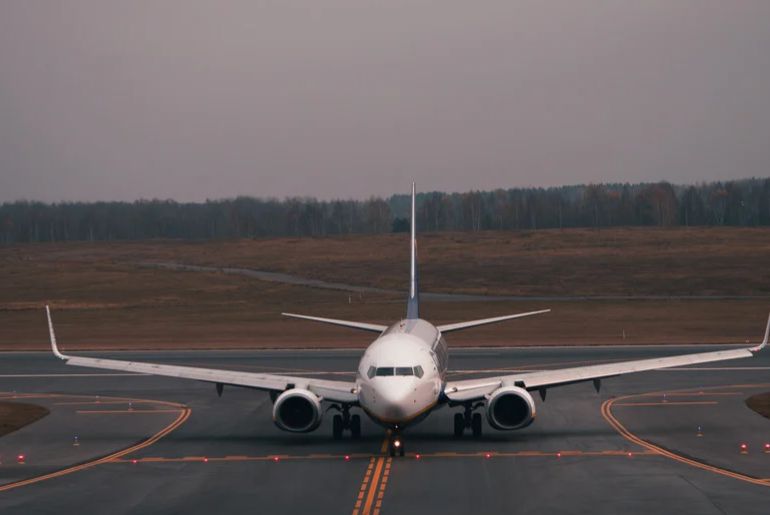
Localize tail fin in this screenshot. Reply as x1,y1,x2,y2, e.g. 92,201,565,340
407,182,420,319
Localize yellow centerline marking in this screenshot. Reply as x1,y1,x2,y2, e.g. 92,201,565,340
613,401,719,407
601,382,770,488
362,457,385,515
0,393,191,493
76,409,182,414
54,400,157,406
111,449,655,464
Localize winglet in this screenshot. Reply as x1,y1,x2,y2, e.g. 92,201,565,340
45,305,68,360
749,312,770,353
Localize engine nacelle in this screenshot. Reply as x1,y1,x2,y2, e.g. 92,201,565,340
486,386,536,430
272,389,323,433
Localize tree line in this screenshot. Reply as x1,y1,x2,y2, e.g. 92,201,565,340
2,178,769,243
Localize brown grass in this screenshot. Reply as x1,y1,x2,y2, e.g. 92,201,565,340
1,228,769,350
0,402,50,437
745,393,770,420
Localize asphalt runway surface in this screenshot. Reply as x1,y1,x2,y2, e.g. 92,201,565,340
1,346,769,514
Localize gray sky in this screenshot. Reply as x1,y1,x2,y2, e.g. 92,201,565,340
1,1,769,202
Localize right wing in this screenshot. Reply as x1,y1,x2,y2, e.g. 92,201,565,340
445,312,770,402
437,309,550,333
46,307,358,404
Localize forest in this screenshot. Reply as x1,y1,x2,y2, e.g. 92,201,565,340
2,178,769,243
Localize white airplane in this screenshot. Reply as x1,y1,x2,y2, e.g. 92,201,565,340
46,184,769,457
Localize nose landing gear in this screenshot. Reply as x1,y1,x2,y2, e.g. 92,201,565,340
330,404,361,440
388,432,405,457
453,402,484,438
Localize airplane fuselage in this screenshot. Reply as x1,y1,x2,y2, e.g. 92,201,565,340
356,318,448,429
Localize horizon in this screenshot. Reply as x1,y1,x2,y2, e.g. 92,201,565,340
3,175,767,206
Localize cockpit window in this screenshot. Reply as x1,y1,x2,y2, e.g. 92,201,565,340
373,366,421,377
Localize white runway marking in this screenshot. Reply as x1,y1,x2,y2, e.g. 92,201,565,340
0,373,148,378
657,367,770,371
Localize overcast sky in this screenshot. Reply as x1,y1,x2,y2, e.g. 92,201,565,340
1,1,769,202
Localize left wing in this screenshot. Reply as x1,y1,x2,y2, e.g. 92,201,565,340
444,312,770,402
46,306,357,404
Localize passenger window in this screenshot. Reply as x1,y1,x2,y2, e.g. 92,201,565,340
376,367,395,376
367,366,376,379
395,367,413,376
414,365,424,378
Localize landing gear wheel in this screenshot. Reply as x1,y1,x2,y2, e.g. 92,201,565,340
453,413,464,438
350,414,361,439
332,414,343,440
389,435,405,457
471,413,482,438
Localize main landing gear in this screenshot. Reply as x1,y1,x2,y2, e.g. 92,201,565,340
453,402,483,438
331,404,361,440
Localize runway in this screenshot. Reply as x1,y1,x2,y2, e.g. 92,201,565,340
1,346,769,514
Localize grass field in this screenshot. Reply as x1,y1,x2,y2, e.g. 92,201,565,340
745,393,770,420
1,227,770,350
0,402,49,437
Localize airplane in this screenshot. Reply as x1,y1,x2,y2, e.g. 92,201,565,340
45,184,769,457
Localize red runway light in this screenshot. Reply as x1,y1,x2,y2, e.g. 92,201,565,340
203,457,209,463
484,452,492,459
415,453,421,460
627,452,633,457
131,459,138,464
556,452,561,458
740,443,748,454
272,456,280,462
344,455,351,462
764,443,770,452
17,454,25,464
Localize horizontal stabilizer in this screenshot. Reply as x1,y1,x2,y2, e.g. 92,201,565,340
437,309,550,333
281,313,387,333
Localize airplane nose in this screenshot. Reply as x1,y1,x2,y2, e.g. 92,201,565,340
377,380,416,419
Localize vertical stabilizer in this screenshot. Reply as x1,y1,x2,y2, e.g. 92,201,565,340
407,183,420,319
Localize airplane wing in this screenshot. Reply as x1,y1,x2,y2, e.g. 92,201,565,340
281,312,387,333
437,309,550,333
46,307,358,404
444,313,770,403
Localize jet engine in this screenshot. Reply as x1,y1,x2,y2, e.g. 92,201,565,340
486,386,536,430
272,389,323,433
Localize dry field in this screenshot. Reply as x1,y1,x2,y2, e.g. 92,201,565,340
745,393,770,420
1,227,769,350
0,402,49,437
